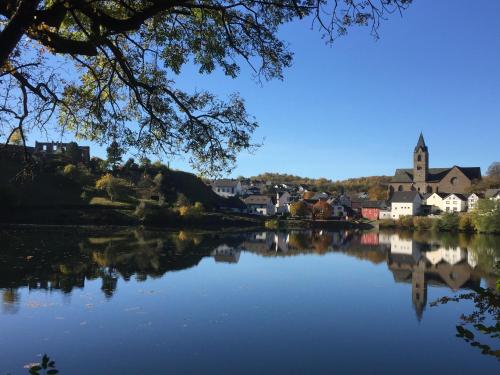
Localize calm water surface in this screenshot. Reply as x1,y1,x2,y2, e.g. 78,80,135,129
0,228,499,374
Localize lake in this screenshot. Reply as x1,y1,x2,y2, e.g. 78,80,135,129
0,227,499,374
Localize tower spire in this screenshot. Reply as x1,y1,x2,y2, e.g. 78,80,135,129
414,132,427,152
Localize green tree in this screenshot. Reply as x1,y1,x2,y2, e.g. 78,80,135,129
472,199,500,234
106,141,124,169
0,1,411,174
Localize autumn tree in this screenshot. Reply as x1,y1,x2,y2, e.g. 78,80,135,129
0,1,411,173
368,185,387,200
313,200,333,220
8,128,23,145
290,201,310,218
303,191,316,200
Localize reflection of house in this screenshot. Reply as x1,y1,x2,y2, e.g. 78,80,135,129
211,245,241,264
387,234,481,320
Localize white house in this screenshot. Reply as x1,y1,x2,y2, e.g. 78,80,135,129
275,191,292,214
443,193,467,213
424,192,448,212
242,195,276,216
390,191,422,219
467,193,482,211
211,179,242,198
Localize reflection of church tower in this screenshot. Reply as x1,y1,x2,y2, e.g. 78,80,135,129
413,133,429,183
412,259,427,321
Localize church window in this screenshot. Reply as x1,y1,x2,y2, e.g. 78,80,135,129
417,155,422,162
398,185,403,192
426,186,433,193
417,166,422,170
451,177,458,185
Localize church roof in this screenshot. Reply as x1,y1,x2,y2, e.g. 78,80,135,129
391,166,481,183
414,133,428,152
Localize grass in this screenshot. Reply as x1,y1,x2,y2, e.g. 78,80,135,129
89,197,135,208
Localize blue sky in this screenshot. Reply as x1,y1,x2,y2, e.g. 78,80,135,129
30,0,500,180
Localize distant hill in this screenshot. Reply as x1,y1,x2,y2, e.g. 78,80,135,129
249,172,392,194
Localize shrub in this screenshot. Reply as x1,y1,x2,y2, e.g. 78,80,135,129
95,173,133,201
458,213,474,232
438,213,460,232
472,199,500,234
179,203,204,219
135,201,179,224
413,216,434,231
265,219,281,229
378,219,396,228
397,215,414,229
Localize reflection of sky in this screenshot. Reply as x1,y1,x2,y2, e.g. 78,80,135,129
0,231,498,374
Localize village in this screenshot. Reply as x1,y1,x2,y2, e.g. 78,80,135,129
208,134,500,221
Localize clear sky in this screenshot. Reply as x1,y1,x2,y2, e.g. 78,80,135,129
30,0,500,180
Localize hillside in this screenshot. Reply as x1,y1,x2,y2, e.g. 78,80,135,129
249,172,392,194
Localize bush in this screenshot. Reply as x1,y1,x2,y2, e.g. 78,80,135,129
413,217,434,231
265,219,281,229
379,219,396,228
135,201,179,224
179,203,204,219
458,213,474,232
472,199,500,234
95,173,133,201
397,215,414,229
437,213,460,232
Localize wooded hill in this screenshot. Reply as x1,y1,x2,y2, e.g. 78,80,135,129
249,173,392,194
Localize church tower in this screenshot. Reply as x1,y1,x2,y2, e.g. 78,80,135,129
413,133,429,183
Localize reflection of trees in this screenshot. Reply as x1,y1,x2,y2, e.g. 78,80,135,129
2,288,20,314
431,286,500,360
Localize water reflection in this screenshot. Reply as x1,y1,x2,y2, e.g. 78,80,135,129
1,228,498,321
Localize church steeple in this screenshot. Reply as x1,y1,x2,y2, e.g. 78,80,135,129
414,132,428,153
413,133,429,183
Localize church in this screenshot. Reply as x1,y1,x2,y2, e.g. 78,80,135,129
389,134,481,195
